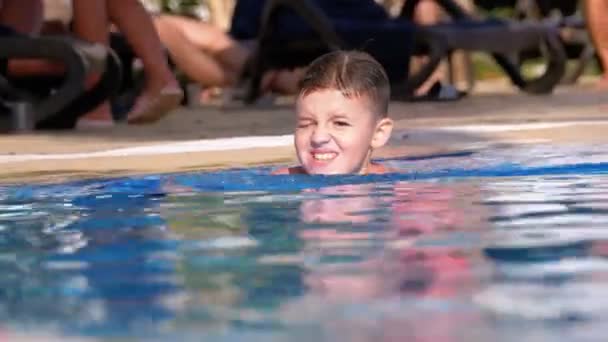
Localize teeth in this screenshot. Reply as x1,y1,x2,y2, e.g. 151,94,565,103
313,153,336,161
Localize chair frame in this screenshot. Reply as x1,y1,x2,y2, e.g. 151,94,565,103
0,35,122,131
242,0,447,103
401,0,567,94
240,0,568,104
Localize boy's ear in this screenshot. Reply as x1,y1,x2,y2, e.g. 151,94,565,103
371,117,394,149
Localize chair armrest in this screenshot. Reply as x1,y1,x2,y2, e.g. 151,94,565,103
0,36,113,127
0,36,88,123
37,46,122,129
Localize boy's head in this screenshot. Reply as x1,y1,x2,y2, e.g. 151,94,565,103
294,50,394,175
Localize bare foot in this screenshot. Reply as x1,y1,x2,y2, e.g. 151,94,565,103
261,69,304,95
199,87,222,104
597,77,608,90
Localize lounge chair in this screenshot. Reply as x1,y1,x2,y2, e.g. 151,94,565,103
237,0,445,103
510,0,596,85
0,26,122,131
240,0,567,103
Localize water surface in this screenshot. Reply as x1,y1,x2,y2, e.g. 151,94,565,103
1,144,608,341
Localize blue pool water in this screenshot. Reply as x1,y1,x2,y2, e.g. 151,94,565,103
2,144,608,341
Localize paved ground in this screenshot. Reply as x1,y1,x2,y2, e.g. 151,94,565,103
1,79,607,183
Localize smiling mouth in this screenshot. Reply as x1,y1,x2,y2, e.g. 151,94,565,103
312,152,337,161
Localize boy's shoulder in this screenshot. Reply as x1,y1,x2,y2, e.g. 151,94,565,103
271,163,395,175
271,166,307,175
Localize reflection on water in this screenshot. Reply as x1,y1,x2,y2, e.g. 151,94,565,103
1,145,608,340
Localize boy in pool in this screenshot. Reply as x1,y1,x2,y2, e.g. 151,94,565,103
273,50,394,175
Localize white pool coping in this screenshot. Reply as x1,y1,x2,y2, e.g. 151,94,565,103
1,120,607,164
0,134,294,163
434,120,608,133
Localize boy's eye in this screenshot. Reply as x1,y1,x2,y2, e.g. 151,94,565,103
297,121,314,128
334,120,350,127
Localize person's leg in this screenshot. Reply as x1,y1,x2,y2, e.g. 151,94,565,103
404,0,446,95
156,15,301,96
157,15,249,75
70,0,114,125
105,0,182,124
414,0,442,25
72,0,108,45
0,0,43,34
153,15,237,87
1,0,66,77
261,68,305,95
106,0,177,94
585,0,608,87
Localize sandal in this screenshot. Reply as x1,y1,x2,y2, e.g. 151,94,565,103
408,81,467,102
127,85,184,125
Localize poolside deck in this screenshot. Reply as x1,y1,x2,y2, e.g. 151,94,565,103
1,78,608,183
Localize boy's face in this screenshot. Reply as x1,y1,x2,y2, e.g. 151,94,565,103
294,89,393,175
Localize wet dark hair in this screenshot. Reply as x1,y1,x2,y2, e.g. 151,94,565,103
298,50,390,117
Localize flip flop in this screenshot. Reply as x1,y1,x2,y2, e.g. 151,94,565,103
408,81,468,102
127,85,184,125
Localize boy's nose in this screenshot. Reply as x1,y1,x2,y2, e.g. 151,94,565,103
311,126,331,145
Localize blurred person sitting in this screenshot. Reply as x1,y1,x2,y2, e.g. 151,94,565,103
584,0,608,88
230,0,463,100
70,0,182,127
403,0,446,94
150,12,302,104
0,0,43,34
149,0,448,103
1,0,181,128
1,0,58,76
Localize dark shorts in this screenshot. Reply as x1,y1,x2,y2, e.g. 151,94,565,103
228,0,413,84
229,0,390,40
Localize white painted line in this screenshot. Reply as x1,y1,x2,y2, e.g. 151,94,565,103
0,134,293,163
434,120,608,133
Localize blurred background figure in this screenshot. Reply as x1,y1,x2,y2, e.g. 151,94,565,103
403,0,446,94
71,0,182,127
584,0,608,88
2,1,66,81
0,0,43,34
40,0,182,127
152,15,249,90
378,0,475,94
152,13,301,103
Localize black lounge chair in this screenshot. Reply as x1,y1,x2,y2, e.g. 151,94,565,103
401,0,567,94
509,0,596,85
240,0,567,103
0,26,122,131
237,0,445,103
